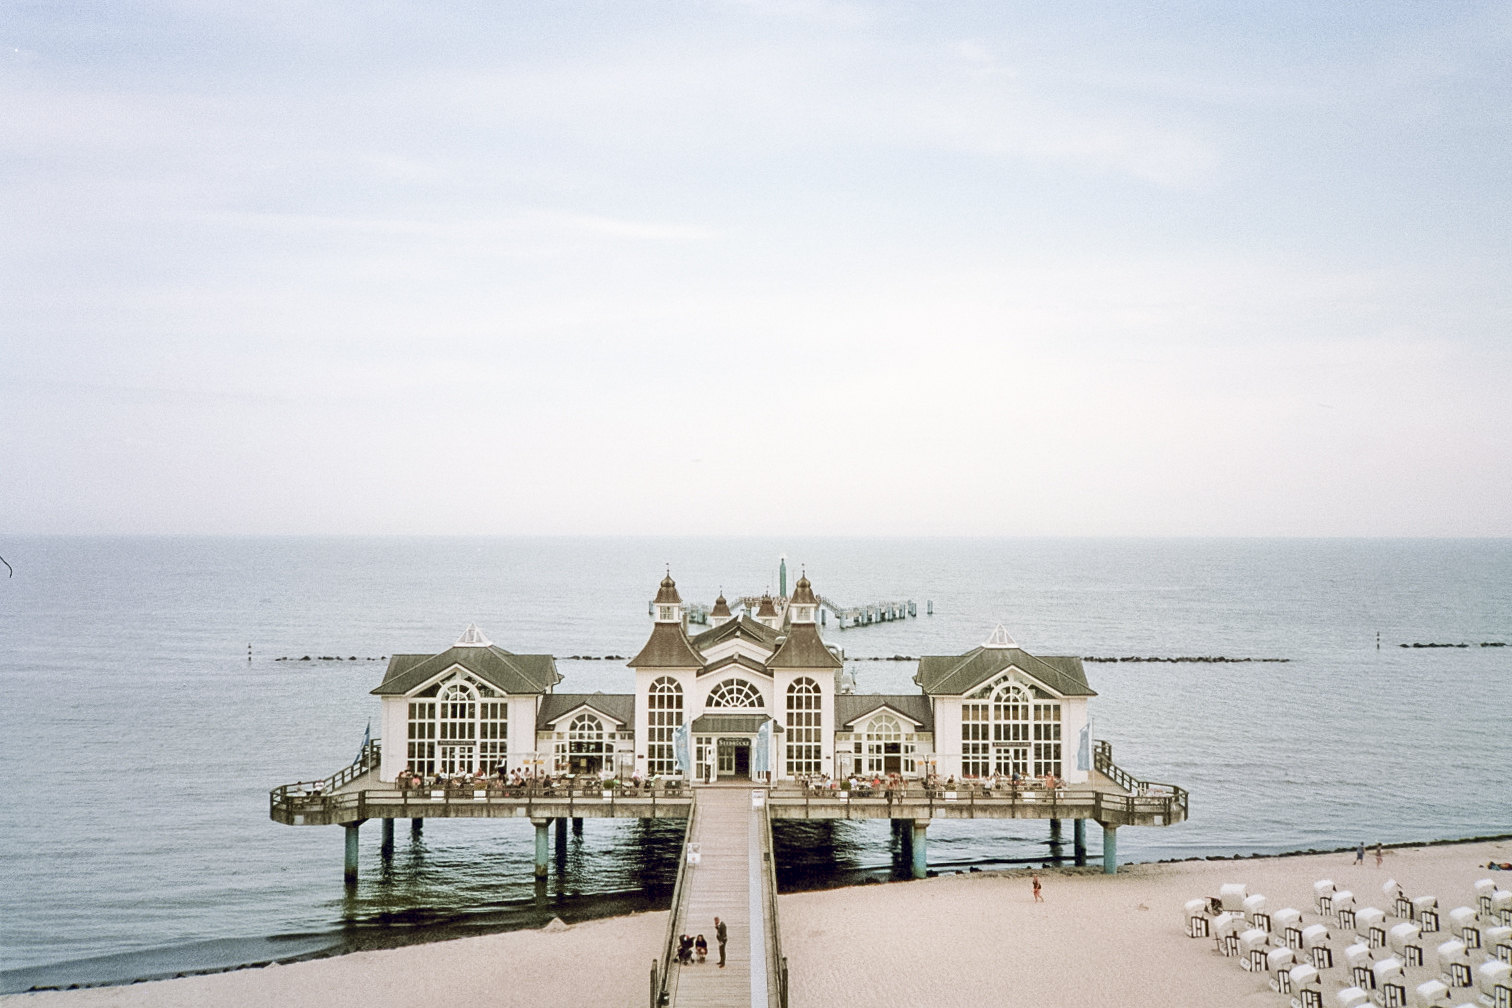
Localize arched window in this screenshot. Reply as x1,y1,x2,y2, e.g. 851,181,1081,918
864,714,901,742
647,677,683,775
568,713,605,755
785,677,822,776
706,679,764,708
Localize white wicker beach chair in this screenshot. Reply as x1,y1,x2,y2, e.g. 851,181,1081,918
1243,893,1270,931
1334,890,1357,928
1495,889,1512,927
1220,882,1249,912
1274,907,1305,949
1356,906,1388,949
1476,960,1512,1006
1413,896,1440,932
1478,880,1498,915
1389,921,1425,967
1409,978,1454,1007
1434,939,1472,988
1448,906,1480,949
1184,897,1212,937
1343,942,1375,990
1240,928,1270,972
1486,924,1512,964
1213,911,1246,956
1268,946,1297,992
1289,963,1324,1008
1332,986,1370,1008
1371,957,1407,1008
1316,879,1338,915
1303,923,1335,969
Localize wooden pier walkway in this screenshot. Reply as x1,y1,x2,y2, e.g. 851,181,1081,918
658,786,786,1008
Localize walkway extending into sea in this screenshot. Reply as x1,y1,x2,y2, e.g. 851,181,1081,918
659,786,785,1008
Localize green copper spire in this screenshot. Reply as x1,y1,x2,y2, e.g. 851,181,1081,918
779,555,787,597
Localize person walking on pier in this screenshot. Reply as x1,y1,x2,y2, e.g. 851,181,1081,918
714,916,727,967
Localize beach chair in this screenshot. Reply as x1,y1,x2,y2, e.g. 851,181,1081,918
1317,880,1338,916
1221,883,1250,913
1241,928,1271,972
1304,923,1335,969
1372,957,1408,1007
1448,906,1480,949
1245,893,1272,932
1479,880,1499,916
1275,907,1305,949
1268,947,1297,992
1495,890,1512,928
1356,907,1389,949
1434,939,1472,988
1185,897,1212,937
1289,963,1324,1008
1384,878,1414,920
1409,979,1454,1007
1389,921,1426,966
1334,890,1357,929
1475,960,1512,1008
1344,942,1375,990
1487,925,1512,964
1414,896,1440,932
1332,986,1370,1008
1214,912,1246,956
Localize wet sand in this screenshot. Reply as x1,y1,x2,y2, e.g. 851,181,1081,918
6,839,1508,1007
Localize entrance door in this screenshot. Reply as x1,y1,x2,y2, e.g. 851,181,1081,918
734,746,750,779
884,755,901,774
717,739,751,780
994,746,1028,778
439,745,475,775
569,755,602,775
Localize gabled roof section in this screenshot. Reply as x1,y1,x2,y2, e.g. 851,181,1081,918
913,647,1095,698
627,621,706,668
537,692,634,730
700,652,770,677
689,615,780,650
766,623,844,669
373,645,562,696
836,694,935,733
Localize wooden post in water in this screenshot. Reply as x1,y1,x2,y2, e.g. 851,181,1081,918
1074,819,1087,866
411,817,423,837
1101,822,1118,875
344,822,362,885
380,818,394,859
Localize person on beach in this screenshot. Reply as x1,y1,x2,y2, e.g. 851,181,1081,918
715,916,728,967
1032,874,1043,902
1355,842,1365,865
1375,843,1383,868
695,934,708,964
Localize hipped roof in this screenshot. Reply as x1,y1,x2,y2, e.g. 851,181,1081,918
373,645,561,696
766,623,843,669
628,621,706,668
835,694,935,732
537,692,634,730
913,647,1095,698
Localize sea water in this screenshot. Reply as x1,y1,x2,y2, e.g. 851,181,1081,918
0,536,1508,989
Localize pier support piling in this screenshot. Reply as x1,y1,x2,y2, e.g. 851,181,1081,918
411,818,423,837
572,817,583,836
1073,819,1086,867
532,818,550,878
381,818,394,859
1100,822,1118,875
344,821,363,886
910,820,929,879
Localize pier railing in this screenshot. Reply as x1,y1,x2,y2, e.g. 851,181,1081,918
1093,739,1189,820
652,797,699,1007
757,800,789,1008
271,781,693,825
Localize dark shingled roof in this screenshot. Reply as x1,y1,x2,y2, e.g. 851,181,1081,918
372,646,562,697
835,694,935,732
654,575,682,605
689,615,780,650
537,692,635,730
767,623,844,669
913,647,1095,698
700,652,769,677
689,713,770,734
756,594,778,617
628,621,706,668
711,594,731,618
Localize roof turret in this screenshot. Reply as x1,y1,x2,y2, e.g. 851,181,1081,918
790,574,817,606
655,574,682,605
756,593,778,618
711,593,732,618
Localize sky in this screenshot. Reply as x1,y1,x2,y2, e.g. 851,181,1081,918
3,1,1510,536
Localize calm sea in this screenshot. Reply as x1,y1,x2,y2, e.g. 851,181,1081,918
1,537,1508,990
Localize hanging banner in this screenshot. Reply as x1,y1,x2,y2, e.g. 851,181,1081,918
754,720,772,778
1077,718,1091,771
673,724,691,775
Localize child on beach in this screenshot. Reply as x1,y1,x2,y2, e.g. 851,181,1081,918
1032,875,1043,902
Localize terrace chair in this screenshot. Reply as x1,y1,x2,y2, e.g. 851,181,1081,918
1434,939,1473,989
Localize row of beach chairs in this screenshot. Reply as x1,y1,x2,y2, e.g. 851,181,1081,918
1185,876,1512,1007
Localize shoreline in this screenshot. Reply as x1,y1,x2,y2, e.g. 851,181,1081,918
7,830,1510,996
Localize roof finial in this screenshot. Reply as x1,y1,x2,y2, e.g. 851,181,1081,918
983,624,1017,649
455,624,493,648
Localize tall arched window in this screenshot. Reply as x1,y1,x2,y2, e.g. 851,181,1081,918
647,676,683,775
437,681,477,774
992,682,1031,778
785,678,822,776
706,679,764,708
409,675,507,776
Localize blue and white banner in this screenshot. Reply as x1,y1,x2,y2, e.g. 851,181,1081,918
1077,719,1091,771
673,724,691,774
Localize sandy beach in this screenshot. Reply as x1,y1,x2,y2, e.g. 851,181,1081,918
7,839,1508,1008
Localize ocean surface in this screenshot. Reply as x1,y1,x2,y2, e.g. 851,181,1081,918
1,536,1509,990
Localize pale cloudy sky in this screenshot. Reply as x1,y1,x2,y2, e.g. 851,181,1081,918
3,1,1509,535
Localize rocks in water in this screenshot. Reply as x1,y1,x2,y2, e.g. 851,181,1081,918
1082,656,1290,663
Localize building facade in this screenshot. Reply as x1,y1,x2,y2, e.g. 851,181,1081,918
371,574,1095,785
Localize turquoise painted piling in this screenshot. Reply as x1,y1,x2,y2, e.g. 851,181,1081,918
344,822,361,885
532,818,550,878
1102,823,1118,875
910,820,928,879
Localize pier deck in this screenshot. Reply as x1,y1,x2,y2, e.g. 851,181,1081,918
658,786,784,1008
